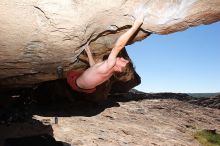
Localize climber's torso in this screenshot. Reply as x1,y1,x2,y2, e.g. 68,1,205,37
76,57,129,89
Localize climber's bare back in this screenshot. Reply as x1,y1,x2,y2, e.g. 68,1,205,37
76,57,129,89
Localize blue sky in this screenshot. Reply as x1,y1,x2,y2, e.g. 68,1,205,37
126,21,220,93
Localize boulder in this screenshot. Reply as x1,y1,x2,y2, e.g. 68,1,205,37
1,0,220,92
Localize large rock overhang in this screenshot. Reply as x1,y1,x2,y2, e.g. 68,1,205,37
0,0,220,89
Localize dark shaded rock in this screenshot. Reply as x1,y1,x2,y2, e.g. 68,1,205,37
4,134,68,146
189,94,220,109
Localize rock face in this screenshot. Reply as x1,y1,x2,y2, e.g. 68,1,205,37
1,91,220,146
1,0,220,90
189,94,220,109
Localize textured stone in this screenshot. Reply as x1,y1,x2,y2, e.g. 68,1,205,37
1,91,220,145
0,0,220,89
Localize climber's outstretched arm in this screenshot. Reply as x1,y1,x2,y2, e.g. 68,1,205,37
107,15,144,68
85,45,96,67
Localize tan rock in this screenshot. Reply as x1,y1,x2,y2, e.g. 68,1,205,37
0,0,220,89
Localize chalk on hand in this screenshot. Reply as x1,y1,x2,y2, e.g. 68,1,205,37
132,3,148,21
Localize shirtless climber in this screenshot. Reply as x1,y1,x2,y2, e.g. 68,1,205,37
67,14,144,93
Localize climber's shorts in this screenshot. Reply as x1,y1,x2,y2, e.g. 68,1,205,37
67,71,96,94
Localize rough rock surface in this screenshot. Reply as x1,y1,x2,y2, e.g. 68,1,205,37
0,92,220,146
1,0,220,89
189,94,220,109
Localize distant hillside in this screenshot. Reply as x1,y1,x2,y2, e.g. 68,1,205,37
130,89,220,98
187,93,220,98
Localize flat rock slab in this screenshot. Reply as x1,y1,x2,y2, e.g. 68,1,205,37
1,97,219,146
51,99,220,146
